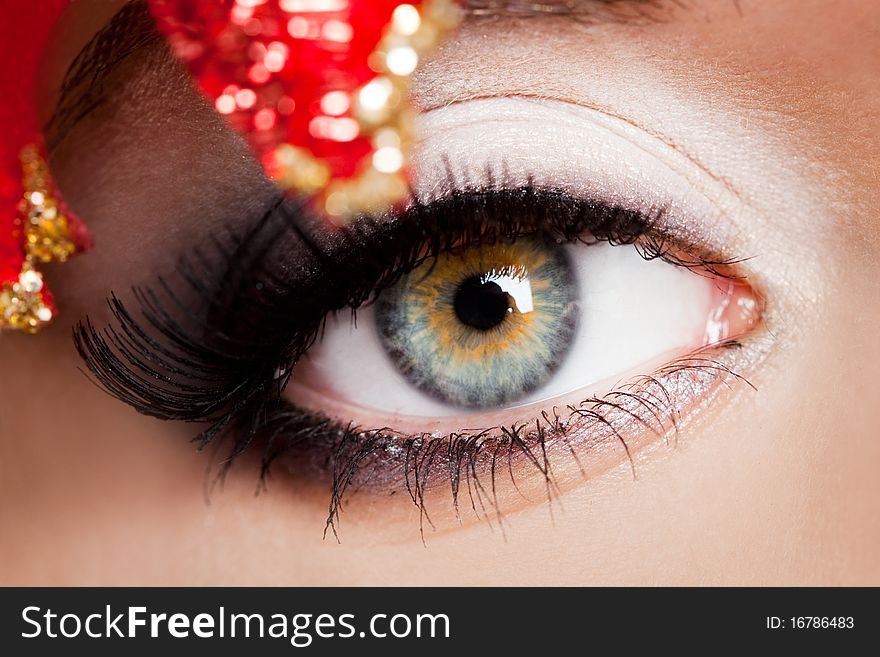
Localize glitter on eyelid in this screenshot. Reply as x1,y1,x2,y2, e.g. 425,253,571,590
320,91,352,116
393,4,422,34
385,46,419,76
149,0,463,220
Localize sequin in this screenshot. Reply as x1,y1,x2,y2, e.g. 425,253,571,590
0,1,88,332
0,147,91,333
148,0,462,220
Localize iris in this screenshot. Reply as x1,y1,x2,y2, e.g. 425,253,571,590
375,239,579,409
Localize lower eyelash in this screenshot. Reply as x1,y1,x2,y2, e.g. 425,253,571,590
244,341,754,541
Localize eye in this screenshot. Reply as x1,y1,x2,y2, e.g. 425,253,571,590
285,195,757,432
68,24,769,531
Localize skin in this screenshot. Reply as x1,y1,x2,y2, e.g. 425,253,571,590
1,0,878,585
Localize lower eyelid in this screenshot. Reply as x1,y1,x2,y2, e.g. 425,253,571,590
266,336,765,534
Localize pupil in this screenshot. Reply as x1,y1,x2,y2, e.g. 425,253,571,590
453,275,512,331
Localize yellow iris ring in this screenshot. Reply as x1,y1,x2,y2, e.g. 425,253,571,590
417,243,550,359
376,239,578,409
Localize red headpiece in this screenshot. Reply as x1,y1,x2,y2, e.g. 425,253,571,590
148,0,460,219
0,0,91,332
0,0,459,332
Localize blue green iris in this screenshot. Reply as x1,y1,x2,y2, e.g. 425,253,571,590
375,239,579,409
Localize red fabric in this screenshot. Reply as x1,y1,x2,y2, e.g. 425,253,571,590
149,0,417,180
0,0,70,283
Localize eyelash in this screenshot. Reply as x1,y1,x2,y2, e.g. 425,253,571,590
74,180,751,535
254,346,750,540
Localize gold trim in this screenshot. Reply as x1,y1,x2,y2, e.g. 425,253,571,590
0,263,53,333
1,147,85,333
267,0,463,222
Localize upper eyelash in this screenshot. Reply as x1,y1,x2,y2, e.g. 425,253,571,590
73,184,748,509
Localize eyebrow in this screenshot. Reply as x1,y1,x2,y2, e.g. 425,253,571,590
44,0,161,149
45,0,681,148
464,0,681,20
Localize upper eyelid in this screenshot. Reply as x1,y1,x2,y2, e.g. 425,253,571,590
418,94,746,205
413,97,760,280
